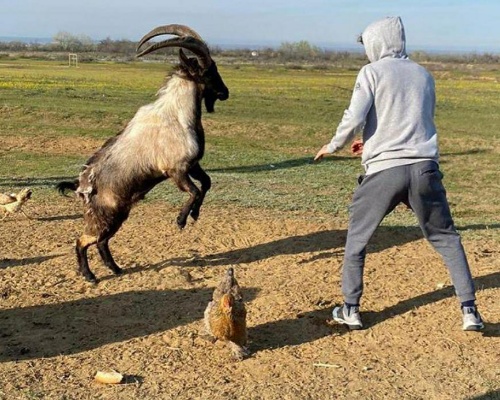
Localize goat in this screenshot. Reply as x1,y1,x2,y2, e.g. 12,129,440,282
56,24,229,283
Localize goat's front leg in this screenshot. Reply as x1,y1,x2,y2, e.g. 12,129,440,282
172,173,201,229
189,163,211,221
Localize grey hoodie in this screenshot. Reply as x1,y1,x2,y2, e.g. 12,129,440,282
326,17,438,174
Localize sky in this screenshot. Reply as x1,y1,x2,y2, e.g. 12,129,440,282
1,0,499,53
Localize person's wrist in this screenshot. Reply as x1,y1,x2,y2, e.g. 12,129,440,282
326,143,336,153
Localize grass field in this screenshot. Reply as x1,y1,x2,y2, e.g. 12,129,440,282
0,57,499,400
0,60,500,230
1,58,499,232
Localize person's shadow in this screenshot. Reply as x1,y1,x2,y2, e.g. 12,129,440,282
1,223,497,362
248,271,500,352
1,274,497,363
466,390,500,400
124,223,499,273
125,225,424,273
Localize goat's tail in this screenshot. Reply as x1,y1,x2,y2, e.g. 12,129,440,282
56,180,79,197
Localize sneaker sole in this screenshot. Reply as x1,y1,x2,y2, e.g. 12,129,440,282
463,324,484,332
332,308,363,330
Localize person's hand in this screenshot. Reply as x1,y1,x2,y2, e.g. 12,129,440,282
314,144,331,162
351,139,364,156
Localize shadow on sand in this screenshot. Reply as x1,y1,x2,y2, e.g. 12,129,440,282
249,271,499,351
126,222,498,274
0,287,260,362
466,390,500,400
207,155,354,174
0,254,65,270
0,176,74,189
127,226,424,273
1,221,497,362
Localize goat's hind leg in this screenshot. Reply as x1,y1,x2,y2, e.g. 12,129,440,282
76,234,98,283
97,237,123,276
189,163,211,221
172,173,201,229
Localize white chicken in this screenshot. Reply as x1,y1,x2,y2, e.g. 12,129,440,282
0,188,32,220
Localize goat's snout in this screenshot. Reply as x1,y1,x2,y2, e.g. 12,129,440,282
218,90,229,101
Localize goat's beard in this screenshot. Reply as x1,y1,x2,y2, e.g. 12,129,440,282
204,91,217,113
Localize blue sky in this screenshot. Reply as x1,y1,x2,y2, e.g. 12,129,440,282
1,0,499,52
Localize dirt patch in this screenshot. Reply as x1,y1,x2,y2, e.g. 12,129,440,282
1,135,102,157
0,197,498,400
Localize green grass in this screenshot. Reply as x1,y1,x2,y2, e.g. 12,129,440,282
1,58,499,237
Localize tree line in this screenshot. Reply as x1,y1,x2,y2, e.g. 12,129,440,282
0,31,137,53
1,31,499,65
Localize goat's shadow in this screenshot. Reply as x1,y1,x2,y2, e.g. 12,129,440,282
0,287,259,363
36,214,82,222
0,176,74,189
0,254,64,270
207,155,354,174
1,222,497,362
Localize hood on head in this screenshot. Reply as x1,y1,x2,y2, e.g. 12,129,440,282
360,16,407,63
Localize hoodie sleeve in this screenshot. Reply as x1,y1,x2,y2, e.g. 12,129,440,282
326,66,374,153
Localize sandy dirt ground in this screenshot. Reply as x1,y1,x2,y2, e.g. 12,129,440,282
0,194,499,400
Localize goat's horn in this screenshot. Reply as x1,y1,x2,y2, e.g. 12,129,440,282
136,36,211,68
137,24,204,51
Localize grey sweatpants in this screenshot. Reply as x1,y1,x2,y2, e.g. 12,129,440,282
342,160,476,305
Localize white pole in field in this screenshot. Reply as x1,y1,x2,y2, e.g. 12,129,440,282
68,53,78,67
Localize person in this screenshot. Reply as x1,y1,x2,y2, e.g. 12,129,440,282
314,16,484,331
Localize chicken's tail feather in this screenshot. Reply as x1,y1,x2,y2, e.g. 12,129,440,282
56,180,78,197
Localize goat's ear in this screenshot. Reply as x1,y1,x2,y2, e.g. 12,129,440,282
179,49,199,76
179,49,190,67
179,49,200,76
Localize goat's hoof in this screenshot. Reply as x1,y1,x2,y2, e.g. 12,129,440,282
109,265,123,275
176,216,187,230
84,275,98,285
190,210,199,221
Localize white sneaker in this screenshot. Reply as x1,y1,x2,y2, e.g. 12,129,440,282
332,304,363,330
462,306,484,331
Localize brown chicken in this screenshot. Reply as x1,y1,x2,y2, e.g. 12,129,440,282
204,267,249,360
0,188,32,220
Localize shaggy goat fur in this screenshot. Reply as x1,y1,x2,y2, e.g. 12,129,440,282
57,25,228,283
